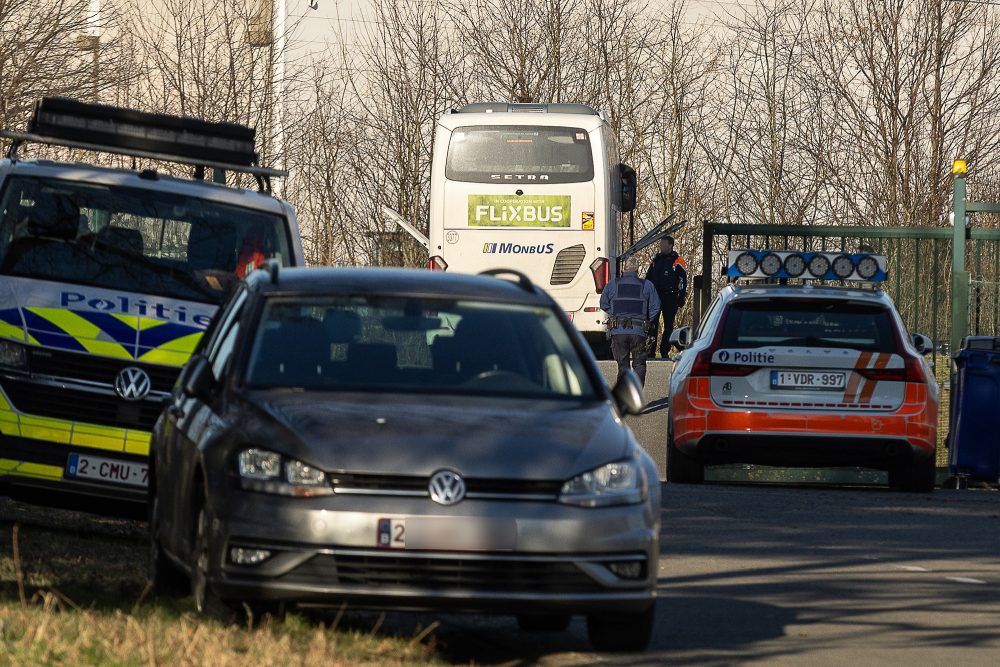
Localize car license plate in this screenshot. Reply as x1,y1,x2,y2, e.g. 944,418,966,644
770,370,846,390
65,453,148,487
377,518,406,549
377,517,516,551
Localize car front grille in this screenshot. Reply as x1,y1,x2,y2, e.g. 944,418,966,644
281,553,605,593
329,473,563,500
2,377,164,430
550,244,587,286
28,347,179,393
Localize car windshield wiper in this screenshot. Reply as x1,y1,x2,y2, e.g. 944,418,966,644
773,336,860,349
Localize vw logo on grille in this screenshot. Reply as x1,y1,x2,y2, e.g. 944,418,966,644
428,470,466,506
115,367,152,402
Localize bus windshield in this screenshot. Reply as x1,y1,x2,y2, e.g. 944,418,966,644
446,125,594,184
0,176,290,304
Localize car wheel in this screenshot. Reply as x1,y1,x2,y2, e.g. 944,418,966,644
667,433,704,484
148,496,188,596
191,502,236,621
516,614,571,632
586,605,654,652
890,457,936,493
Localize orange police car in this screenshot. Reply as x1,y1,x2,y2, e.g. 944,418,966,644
666,250,938,492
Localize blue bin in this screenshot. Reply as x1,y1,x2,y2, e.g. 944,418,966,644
949,337,1000,483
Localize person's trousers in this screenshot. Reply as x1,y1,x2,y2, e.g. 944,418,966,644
611,333,648,386
658,305,679,358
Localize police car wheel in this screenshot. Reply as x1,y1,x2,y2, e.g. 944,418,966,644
667,433,704,484
889,457,936,494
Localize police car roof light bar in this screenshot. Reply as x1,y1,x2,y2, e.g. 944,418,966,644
726,249,888,283
2,97,287,188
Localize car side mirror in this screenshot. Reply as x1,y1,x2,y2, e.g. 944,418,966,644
612,369,645,416
910,333,933,355
669,326,692,350
181,354,214,401
620,163,637,213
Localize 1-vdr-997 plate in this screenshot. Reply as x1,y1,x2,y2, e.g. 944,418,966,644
770,370,846,390
65,453,148,487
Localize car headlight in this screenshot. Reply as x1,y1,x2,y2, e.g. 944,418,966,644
237,448,332,497
559,460,646,507
0,340,28,372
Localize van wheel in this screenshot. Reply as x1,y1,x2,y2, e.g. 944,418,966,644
191,502,236,622
667,434,704,484
517,614,571,632
586,605,654,652
149,496,188,596
890,457,936,493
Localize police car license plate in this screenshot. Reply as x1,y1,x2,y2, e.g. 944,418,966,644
65,453,148,487
770,370,846,390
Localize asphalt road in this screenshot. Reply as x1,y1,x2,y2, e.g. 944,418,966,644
597,359,671,479
424,483,1000,665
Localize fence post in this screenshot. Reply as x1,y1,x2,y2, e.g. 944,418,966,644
952,163,969,353
700,221,713,328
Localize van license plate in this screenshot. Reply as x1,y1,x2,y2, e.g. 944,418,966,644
770,370,846,390
65,453,148,487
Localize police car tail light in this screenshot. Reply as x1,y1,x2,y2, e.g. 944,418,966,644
858,355,925,383
590,258,610,293
429,255,448,271
689,349,714,377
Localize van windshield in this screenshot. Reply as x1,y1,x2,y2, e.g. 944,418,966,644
0,176,290,304
446,126,594,184
245,296,599,400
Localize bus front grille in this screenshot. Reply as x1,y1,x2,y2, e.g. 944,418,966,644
550,244,587,286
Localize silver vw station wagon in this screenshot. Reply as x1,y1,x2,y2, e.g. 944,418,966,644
150,267,661,652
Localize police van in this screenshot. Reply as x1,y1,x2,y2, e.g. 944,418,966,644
427,103,637,354
0,98,303,508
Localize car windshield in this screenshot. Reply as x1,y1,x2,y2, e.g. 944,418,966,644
720,299,899,352
446,125,594,184
244,296,599,399
0,176,291,304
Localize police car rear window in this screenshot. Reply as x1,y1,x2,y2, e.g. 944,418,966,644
720,299,898,352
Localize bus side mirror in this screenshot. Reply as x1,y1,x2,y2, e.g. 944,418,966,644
669,326,691,350
620,164,637,212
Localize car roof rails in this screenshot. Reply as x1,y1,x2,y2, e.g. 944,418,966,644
453,102,599,116
478,269,538,294
0,97,287,193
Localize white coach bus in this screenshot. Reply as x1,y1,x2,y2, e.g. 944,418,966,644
427,102,636,354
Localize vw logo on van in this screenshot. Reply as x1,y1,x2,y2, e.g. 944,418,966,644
428,470,466,506
115,367,152,402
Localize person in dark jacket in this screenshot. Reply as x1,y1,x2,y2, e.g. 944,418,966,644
644,236,687,357
600,256,661,387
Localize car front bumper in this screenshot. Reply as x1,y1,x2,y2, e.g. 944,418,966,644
205,491,659,613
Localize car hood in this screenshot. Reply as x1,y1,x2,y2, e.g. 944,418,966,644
240,391,631,480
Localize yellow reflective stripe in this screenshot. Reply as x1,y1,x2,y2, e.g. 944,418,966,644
0,458,63,481
0,388,151,456
0,322,30,343
27,308,132,359
139,331,203,366
136,318,169,331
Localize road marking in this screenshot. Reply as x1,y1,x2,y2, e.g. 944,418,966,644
946,576,987,585
895,565,931,572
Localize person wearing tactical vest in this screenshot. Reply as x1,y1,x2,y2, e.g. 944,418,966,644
644,235,687,357
600,256,661,387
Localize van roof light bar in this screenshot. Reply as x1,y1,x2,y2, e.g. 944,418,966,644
2,97,286,186
726,249,887,283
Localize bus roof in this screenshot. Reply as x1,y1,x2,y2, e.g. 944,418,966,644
438,105,607,132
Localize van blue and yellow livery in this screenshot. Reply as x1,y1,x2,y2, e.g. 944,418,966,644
0,97,303,508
